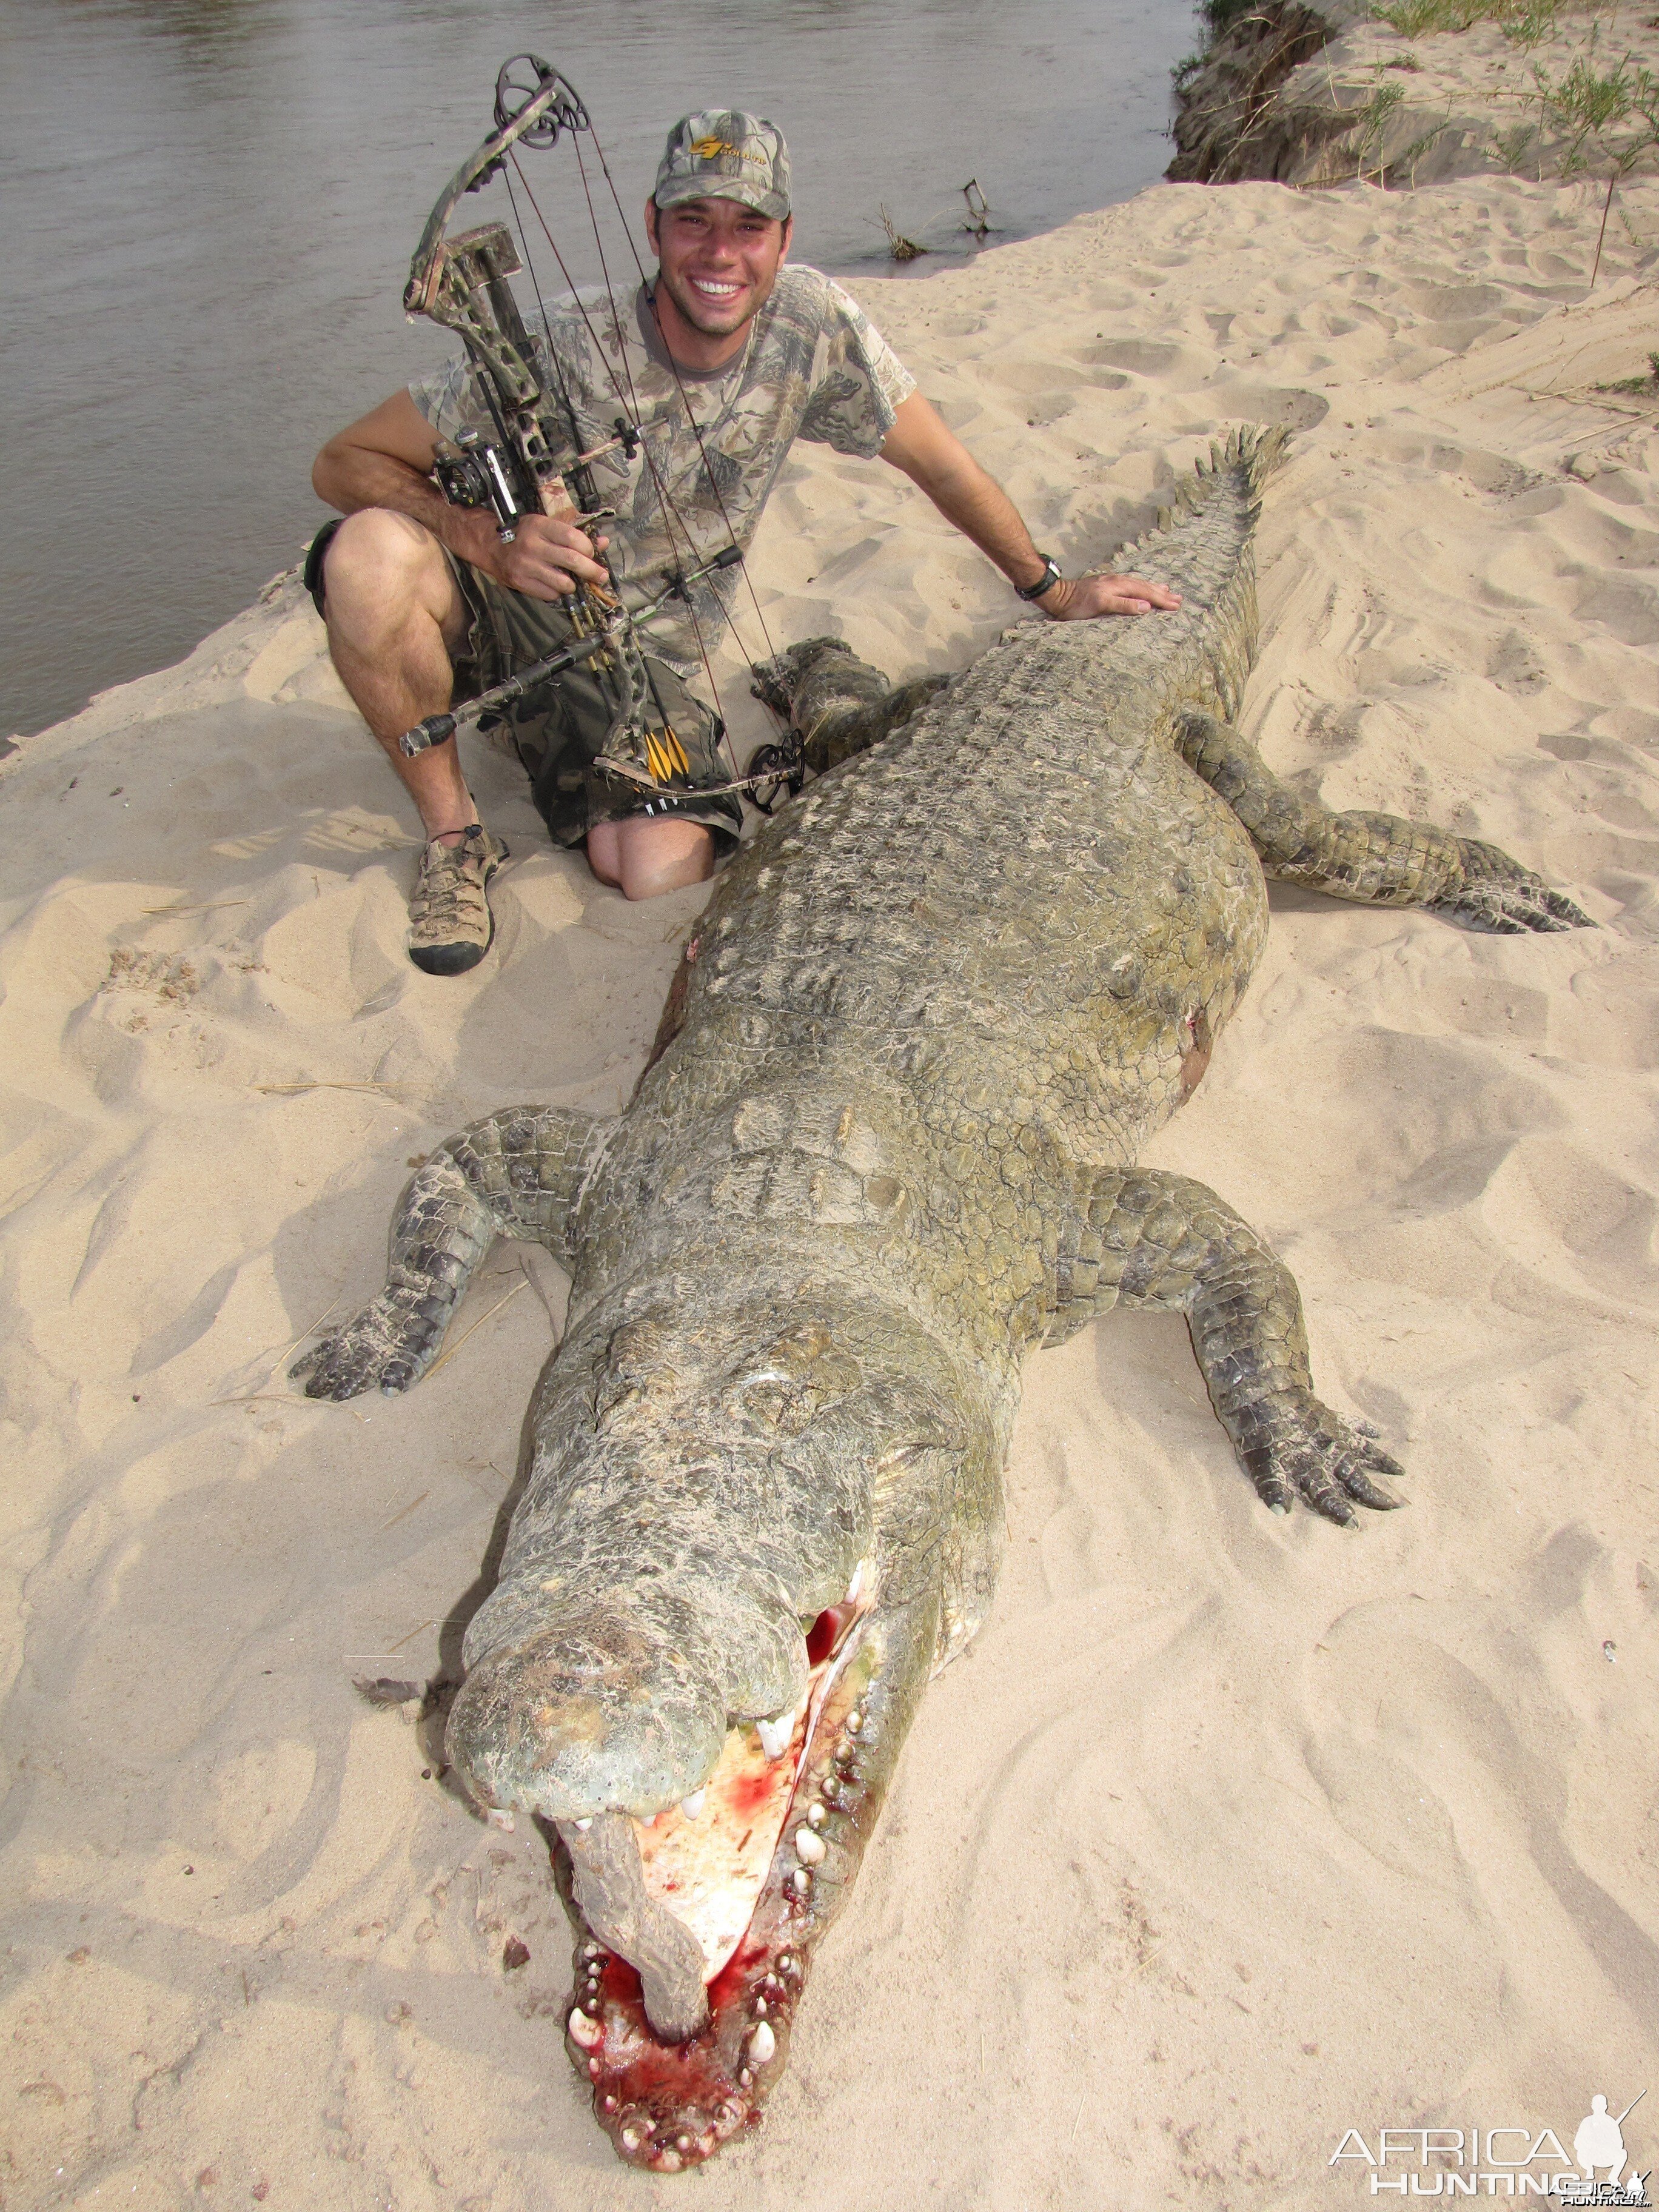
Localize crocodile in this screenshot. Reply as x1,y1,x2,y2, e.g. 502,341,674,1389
295,427,1588,2171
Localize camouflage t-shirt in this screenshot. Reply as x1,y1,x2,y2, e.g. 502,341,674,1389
407,264,915,674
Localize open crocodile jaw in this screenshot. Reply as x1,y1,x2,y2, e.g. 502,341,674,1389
563,1602,873,2171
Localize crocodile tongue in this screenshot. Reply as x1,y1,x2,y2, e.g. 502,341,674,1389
632,1708,804,1981
561,1595,870,2171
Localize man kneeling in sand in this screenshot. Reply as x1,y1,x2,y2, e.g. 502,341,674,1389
310,111,1179,975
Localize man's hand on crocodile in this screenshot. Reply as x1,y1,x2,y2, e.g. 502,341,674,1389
1039,569,1182,620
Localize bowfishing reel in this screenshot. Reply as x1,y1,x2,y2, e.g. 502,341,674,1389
434,430,526,538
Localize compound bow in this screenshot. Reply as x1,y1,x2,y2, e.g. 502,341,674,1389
397,56,805,811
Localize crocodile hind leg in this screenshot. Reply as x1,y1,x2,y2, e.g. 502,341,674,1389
1176,709,1590,933
1044,1167,1403,1524
292,1105,609,1401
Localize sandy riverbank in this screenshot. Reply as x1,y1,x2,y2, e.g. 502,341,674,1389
2,166,1657,2210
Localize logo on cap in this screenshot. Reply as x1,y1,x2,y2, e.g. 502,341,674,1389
689,136,768,166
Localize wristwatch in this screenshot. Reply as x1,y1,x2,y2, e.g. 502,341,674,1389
1015,554,1063,602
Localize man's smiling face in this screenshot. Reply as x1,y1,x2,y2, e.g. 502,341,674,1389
645,195,794,348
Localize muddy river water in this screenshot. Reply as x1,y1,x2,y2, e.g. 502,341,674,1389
1,0,1198,736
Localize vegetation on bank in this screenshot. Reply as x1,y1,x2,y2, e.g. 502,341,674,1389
1365,0,1659,175
1169,0,1659,187
1372,0,1560,39
1172,0,1285,93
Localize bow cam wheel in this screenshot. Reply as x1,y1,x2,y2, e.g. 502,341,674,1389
494,54,588,144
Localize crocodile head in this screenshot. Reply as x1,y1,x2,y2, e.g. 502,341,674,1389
443,1280,973,2167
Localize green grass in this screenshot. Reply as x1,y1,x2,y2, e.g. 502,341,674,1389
1202,0,1264,33
1370,0,1557,39
1373,0,1495,37
1530,48,1659,169
1172,0,1285,87
1491,119,1540,165
1594,352,1659,395
1503,0,1561,49
1342,78,1410,175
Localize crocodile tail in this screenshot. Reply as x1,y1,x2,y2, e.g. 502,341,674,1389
1241,421,1290,515
1135,423,1289,540
1099,424,1290,727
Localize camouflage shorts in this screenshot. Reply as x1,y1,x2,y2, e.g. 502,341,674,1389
306,520,742,856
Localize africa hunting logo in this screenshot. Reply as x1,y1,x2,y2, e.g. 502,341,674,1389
1332,2095,1649,2202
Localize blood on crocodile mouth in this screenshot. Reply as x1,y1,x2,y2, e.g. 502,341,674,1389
562,1578,872,2171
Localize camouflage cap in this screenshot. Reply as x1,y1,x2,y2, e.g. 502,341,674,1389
653,111,791,222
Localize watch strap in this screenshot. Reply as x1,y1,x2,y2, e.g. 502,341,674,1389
1015,554,1062,602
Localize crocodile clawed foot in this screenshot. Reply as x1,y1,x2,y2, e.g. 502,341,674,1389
290,1288,448,1400
1239,1388,1405,1526
1436,839,1592,934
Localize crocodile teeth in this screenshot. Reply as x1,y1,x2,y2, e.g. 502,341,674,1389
756,1708,798,1761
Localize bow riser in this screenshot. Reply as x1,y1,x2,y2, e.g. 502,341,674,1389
418,227,588,526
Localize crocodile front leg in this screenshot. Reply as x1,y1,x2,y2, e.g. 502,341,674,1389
1176,709,1590,933
1044,1168,1403,1524
750,637,948,774
292,1105,609,1401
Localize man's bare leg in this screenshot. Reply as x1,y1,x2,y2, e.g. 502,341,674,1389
321,509,480,846
586,817,715,902
323,510,712,911
321,509,508,974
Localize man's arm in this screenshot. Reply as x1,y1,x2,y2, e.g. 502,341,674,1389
312,390,610,601
877,391,1180,622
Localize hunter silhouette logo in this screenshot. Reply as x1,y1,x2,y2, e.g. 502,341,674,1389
1330,2091,1649,2200
1558,2097,1649,2207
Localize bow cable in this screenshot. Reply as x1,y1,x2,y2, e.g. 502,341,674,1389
500,165,588,478
503,144,769,754
502,151,736,763
567,138,755,759
580,126,782,669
